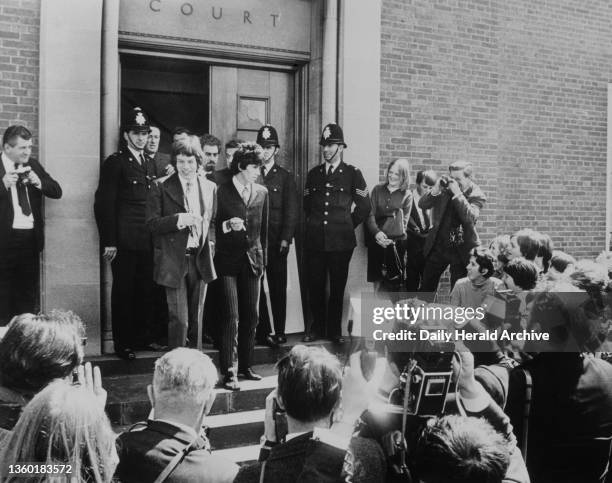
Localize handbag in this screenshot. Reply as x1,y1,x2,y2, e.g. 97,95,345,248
381,208,405,239
381,243,405,290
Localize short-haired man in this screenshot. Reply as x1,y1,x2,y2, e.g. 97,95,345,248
0,126,62,325
115,348,238,482
172,127,192,143
254,125,298,347
234,345,386,482
147,137,217,349
145,125,173,177
212,138,240,186
199,134,221,182
405,169,436,291
451,248,502,309
419,161,487,296
94,107,158,360
303,123,371,344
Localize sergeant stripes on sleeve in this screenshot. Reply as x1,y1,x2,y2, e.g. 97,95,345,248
355,188,368,197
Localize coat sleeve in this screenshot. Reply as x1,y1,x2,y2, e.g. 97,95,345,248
94,155,121,247
452,189,486,226
145,181,181,235
208,183,217,245
303,170,313,217
365,185,380,236
281,171,298,243
400,190,412,232
31,159,62,199
351,168,371,228
261,190,269,267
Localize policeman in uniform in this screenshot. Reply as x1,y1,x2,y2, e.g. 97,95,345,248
94,107,158,360
303,123,370,344
254,125,298,346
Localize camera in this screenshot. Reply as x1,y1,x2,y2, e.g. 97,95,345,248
15,165,31,184
438,175,451,189
273,397,288,443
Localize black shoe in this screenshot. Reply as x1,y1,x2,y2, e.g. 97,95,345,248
302,334,315,343
258,335,279,348
116,348,136,361
275,335,287,344
222,374,240,391
333,336,346,345
238,368,262,381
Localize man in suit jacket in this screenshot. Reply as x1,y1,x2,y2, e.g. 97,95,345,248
115,349,238,483
419,161,487,296
147,137,216,349
215,143,268,391
303,123,371,344
0,125,62,325
405,170,436,292
254,125,298,347
145,125,173,178
94,107,158,360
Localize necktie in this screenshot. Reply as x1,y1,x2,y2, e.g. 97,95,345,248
242,185,250,204
14,164,31,216
260,166,266,179
327,165,333,177
139,153,146,166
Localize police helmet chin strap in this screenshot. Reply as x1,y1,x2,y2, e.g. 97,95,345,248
326,145,341,164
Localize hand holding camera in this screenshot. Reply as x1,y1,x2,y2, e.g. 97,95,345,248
227,217,246,231
263,389,288,443
375,231,393,247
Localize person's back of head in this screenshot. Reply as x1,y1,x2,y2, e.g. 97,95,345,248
0,379,117,483
503,257,538,291
535,232,553,273
412,414,510,483
276,345,342,424
151,348,218,421
512,229,540,261
0,311,84,397
472,247,495,279
549,250,576,279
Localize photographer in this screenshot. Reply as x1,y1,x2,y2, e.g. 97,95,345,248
235,345,386,483
419,161,486,296
323,345,528,483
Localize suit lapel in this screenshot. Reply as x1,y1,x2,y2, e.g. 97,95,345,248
165,174,186,210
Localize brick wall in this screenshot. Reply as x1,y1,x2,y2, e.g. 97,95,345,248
381,0,612,260
0,0,40,152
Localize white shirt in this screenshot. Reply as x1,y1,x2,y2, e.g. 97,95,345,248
2,152,34,229
411,189,430,230
127,146,145,165
233,175,251,203
325,159,341,175
178,175,201,248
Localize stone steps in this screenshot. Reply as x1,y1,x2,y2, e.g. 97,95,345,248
98,334,348,463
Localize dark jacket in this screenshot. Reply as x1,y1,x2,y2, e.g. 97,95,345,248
419,181,486,264
304,161,371,251
260,163,298,247
214,180,268,277
146,173,217,288
94,149,158,250
0,157,62,252
235,432,386,483
115,419,238,483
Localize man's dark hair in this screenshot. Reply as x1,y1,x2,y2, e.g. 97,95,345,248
170,137,202,167
503,257,538,290
0,311,85,396
416,169,437,186
472,248,495,279
512,229,540,261
230,143,263,174
412,415,510,483
3,125,32,147
201,134,221,150
225,139,243,150
276,345,342,423
550,250,575,274
172,127,192,138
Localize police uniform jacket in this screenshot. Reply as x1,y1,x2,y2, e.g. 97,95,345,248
261,163,298,247
94,149,158,251
214,180,268,277
304,161,371,251
418,182,486,264
146,173,217,289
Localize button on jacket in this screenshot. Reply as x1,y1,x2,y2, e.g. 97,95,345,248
303,161,371,251
261,163,298,247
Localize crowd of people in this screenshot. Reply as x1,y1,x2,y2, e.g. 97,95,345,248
1,109,612,481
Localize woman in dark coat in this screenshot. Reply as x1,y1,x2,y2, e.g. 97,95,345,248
365,158,412,295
